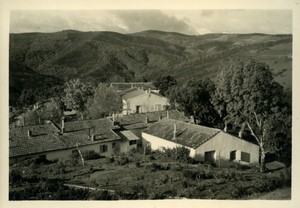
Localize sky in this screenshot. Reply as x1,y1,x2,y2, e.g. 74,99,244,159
10,10,292,35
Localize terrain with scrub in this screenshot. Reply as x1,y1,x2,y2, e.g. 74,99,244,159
9,148,291,200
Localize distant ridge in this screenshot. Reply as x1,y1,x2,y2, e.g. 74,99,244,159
9,30,292,106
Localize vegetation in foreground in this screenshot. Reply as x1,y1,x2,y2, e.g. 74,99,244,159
9,148,291,200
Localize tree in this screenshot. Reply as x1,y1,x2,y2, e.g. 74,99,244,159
154,75,177,96
63,79,94,120
167,79,221,127
85,83,122,118
212,59,291,172
17,88,36,107
36,98,64,123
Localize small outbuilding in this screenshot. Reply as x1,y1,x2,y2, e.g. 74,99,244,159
142,118,259,164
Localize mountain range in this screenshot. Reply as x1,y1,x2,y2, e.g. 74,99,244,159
9,30,292,106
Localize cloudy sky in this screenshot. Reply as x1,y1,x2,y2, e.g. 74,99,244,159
10,10,292,35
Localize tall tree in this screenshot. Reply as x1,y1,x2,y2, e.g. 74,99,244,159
212,60,291,172
63,79,94,120
154,74,177,96
167,79,221,127
86,83,122,118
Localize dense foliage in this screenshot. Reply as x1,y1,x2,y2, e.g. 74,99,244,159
212,59,292,171
85,83,122,118
167,79,222,127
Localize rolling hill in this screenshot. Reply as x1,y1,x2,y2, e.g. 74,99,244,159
9,30,292,106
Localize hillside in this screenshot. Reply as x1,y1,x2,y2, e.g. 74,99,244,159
9,30,292,106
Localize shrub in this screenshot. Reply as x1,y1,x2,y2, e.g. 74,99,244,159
146,163,170,171
183,167,214,180
135,161,141,168
163,147,191,163
116,155,129,165
82,150,102,160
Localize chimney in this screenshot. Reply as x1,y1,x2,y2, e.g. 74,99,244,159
61,117,65,134
112,113,117,125
166,111,169,119
145,116,148,124
173,124,177,140
158,115,162,121
27,130,32,138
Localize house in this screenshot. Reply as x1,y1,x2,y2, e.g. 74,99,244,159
9,118,136,164
121,88,169,115
113,110,189,141
142,118,259,164
9,110,189,164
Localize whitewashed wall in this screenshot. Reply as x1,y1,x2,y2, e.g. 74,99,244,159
142,132,196,157
196,131,259,164
125,93,169,114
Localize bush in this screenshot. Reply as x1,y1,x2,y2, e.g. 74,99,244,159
183,167,214,180
163,147,191,163
116,155,129,166
146,163,170,171
82,150,102,160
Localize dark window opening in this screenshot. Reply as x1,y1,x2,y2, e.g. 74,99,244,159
129,140,137,145
100,144,108,153
230,150,236,161
112,142,116,148
204,150,216,162
241,151,250,163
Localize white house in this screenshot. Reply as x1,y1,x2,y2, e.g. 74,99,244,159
142,118,259,164
121,88,169,115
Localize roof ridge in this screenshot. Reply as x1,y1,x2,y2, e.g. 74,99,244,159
163,118,221,132
63,117,110,124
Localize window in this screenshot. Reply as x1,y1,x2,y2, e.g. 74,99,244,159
204,151,216,162
129,140,137,145
230,151,236,161
100,144,108,153
155,104,162,111
112,142,116,148
241,151,250,163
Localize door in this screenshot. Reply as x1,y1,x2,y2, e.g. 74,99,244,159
204,150,216,162
136,105,141,114
155,104,162,111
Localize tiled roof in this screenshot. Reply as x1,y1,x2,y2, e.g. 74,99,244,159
116,110,189,128
118,87,139,96
122,89,145,100
9,118,121,158
143,118,221,149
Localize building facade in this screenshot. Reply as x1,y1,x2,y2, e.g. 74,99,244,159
122,88,169,115
142,118,259,164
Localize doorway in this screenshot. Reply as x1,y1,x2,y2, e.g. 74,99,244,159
136,105,141,114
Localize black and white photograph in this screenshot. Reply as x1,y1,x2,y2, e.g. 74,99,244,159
0,0,299,207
